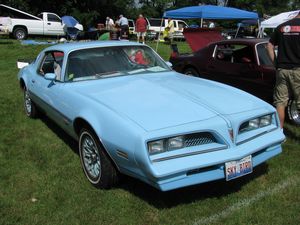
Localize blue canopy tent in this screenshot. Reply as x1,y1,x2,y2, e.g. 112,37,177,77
156,5,259,50
163,5,258,29
163,5,258,20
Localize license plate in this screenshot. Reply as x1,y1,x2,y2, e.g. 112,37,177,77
225,155,253,181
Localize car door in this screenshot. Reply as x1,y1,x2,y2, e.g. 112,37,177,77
44,13,65,35
207,43,264,97
29,51,71,129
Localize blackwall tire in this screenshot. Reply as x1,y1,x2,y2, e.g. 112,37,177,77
184,67,199,77
13,27,27,40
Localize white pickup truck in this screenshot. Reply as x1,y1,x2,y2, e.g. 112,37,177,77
0,4,82,40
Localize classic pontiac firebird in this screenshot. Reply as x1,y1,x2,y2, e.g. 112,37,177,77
18,41,285,191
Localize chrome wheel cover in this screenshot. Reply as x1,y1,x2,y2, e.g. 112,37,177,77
288,100,300,125
16,30,25,40
81,132,101,180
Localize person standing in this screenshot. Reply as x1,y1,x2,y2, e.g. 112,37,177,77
167,18,174,43
136,14,148,44
267,11,300,128
118,14,129,39
105,17,114,30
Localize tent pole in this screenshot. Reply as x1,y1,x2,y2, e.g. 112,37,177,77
235,25,240,38
257,19,261,38
200,18,203,28
155,18,164,52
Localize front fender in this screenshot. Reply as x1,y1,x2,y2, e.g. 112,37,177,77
75,105,146,173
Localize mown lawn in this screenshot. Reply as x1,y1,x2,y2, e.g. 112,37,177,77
0,37,299,225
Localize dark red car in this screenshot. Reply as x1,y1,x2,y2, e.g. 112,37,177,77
170,38,275,103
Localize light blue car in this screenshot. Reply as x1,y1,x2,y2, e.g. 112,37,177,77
18,41,285,191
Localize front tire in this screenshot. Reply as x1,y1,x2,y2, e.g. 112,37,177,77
23,87,37,118
79,128,119,189
287,100,300,125
184,67,199,77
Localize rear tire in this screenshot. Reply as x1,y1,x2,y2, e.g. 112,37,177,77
184,67,199,77
287,100,300,125
79,128,119,189
13,27,27,40
23,87,38,118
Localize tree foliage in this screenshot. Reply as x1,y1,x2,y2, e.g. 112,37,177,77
0,0,297,28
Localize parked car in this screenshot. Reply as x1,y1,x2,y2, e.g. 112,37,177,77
18,41,285,191
0,4,83,40
146,18,188,39
127,19,136,35
170,38,300,125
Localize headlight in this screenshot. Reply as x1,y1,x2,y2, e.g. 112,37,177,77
260,114,272,127
239,114,273,134
248,118,260,129
148,135,185,155
167,136,184,150
148,140,164,155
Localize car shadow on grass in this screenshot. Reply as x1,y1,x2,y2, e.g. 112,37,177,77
284,122,300,144
117,163,268,209
39,114,79,155
39,114,269,208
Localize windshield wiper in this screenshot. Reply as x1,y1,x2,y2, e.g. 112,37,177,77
95,71,123,78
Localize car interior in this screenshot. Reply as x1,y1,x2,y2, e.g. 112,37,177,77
39,51,64,80
216,44,254,64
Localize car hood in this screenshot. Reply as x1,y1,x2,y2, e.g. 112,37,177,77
75,72,267,131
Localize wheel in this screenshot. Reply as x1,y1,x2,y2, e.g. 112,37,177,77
13,27,27,40
183,67,199,77
79,128,119,189
23,87,37,118
287,100,300,125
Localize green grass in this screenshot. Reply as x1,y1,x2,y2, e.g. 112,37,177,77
0,38,299,225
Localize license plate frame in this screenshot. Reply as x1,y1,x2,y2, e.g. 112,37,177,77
225,155,253,181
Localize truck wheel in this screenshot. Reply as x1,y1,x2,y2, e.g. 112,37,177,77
13,27,28,40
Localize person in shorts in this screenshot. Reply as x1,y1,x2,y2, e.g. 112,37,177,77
136,14,148,44
267,11,300,128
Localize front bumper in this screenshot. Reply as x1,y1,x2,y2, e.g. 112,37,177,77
142,129,284,191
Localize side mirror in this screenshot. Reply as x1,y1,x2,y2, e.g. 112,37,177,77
44,73,56,81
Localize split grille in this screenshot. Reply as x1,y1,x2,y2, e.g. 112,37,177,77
184,132,217,147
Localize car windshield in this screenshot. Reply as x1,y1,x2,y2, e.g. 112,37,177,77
65,45,171,82
256,43,273,66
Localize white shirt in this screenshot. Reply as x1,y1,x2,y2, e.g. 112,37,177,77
119,16,128,26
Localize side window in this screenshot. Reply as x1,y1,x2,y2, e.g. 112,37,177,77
256,43,273,66
231,45,254,64
149,19,162,27
215,45,233,62
47,14,61,22
178,21,186,30
38,51,64,80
